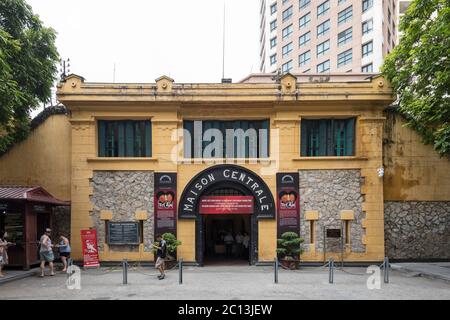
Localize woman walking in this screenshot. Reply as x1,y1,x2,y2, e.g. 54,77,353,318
0,231,15,277
56,233,71,272
39,228,55,277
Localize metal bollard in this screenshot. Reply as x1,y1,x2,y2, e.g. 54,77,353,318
328,258,334,284
274,257,279,284
179,258,183,285
384,257,389,284
122,259,128,285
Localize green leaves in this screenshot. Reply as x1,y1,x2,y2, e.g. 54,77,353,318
276,232,304,258
382,0,450,157
0,0,59,154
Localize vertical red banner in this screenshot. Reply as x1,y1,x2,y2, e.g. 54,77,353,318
154,173,177,238
276,173,300,237
80,229,100,268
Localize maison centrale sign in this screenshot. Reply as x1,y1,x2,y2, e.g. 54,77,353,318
178,165,275,219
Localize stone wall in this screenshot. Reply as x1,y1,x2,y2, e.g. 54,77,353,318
299,170,365,253
90,171,154,252
385,201,450,260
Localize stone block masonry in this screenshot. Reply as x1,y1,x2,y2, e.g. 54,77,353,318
385,201,450,260
90,171,154,252
299,170,365,253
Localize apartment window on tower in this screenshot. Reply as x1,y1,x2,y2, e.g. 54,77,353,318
299,50,311,67
362,0,373,13
282,6,293,22
270,19,277,32
270,37,277,49
337,49,352,68
301,118,355,156
299,31,311,47
282,60,293,73
362,19,373,35
317,19,330,37
338,27,352,46
270,2,277,15
282,42,293,58
98,120,152,157
361,63,373,72
270,54,277,66
338,6,352,25
299,12,311,29
317,39,330,57
316,59,330,73
317,0,330,18
299,0,311,9
282,24,294,40
362,40,373,57
338,0,346,5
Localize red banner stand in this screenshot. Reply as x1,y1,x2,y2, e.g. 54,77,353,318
80,229,100,269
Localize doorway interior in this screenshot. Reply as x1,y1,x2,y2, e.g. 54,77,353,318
203,214,251,265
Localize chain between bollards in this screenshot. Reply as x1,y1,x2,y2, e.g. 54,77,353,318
122,259,128,285
328,258,334,284
179,258,183,285
274,257,279,284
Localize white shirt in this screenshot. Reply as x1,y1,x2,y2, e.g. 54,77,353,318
235,234,243,244
224,234,234,244
243,236,250,248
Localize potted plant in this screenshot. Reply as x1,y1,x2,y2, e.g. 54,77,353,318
276,232,304,270
153,232,182,269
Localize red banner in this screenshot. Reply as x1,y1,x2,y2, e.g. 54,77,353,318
199,196,254,214
80,229,100,268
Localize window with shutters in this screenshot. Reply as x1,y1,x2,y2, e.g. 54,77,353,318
183,120,270,159
98,120,152,157
301,118,355,156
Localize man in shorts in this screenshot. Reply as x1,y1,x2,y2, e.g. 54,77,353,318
39,228,55,277
153,234,167,280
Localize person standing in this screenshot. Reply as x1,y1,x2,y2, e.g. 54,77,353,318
235,232,244,258
39,228,55,277
243,232,250,260
56,233,71,272
0,231,15,278
153,234,167,280
224,231,234,258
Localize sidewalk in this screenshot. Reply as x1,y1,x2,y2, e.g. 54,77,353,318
391,262,450,282
0,268,40,285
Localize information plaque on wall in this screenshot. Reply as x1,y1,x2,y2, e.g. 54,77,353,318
107,222,140,245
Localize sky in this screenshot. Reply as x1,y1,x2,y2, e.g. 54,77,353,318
27,0,260,85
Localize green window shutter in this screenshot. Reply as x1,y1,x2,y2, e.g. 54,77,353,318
319,120,328,156
145,121,152,157
345,118,355,156
98,121,106,157
118,121,125,157
301,120,307,156
183,121,193,158
260,119,269,158
125,121,134,157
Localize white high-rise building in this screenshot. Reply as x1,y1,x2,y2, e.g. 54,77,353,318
259,0,398,74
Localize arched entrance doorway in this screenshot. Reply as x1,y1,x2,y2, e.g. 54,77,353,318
178,165,276,266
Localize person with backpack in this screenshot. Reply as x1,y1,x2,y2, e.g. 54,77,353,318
152,234,167,280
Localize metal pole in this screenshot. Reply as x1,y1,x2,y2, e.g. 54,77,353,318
274,257,278,284
384,257,389,284
179,258,183,285
122,259,128,285
340,222,344,268
328,258,334,284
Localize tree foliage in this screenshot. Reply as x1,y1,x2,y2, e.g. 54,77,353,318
382,0,450,157
276,232,304,259
0,0,59,154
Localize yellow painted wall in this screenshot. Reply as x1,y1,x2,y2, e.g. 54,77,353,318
383,112,450,201
56,74,393,263
0,114,71,201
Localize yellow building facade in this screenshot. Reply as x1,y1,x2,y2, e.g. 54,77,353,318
2,73,448,265
53,73,393,264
